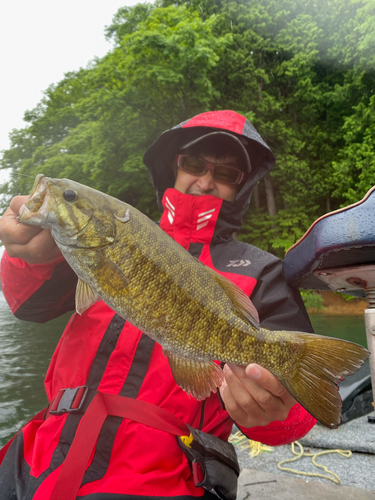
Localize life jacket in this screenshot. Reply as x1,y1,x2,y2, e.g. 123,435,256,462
0,388,240,500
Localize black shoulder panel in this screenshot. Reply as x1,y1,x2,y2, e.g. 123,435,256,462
14,260,77,323
210,239,313,333
209,238,275,279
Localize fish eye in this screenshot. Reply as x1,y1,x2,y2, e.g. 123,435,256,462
63,189,78,202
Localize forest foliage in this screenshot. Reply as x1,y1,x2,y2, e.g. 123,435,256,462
1,0,375,258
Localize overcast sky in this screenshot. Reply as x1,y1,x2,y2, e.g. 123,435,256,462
0,0,148,184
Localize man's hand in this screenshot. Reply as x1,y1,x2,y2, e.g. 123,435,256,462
0,195,62,264
219,363,297,428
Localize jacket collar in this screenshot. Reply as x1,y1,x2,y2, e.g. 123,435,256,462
143,111,275,236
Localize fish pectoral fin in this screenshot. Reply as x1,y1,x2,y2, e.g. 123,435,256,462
96,253,130,294
165,350,224,400
78,251,129,301
205,267,260,329
77,231,115,248
75,279,101,315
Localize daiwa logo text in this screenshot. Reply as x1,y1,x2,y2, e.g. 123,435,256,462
226,260,251,267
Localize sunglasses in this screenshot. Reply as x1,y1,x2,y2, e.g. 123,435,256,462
175,155,245,185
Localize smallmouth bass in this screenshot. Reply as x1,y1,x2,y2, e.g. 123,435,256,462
19,175,370,428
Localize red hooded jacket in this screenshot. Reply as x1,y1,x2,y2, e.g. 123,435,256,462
0,111,316,499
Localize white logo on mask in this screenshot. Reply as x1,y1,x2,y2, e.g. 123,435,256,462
196,209,216,230
165,197,175,225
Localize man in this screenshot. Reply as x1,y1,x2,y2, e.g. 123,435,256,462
0,110,316,499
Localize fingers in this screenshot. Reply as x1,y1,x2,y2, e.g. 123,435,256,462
0,196,61,264
5,230,62,264
0,208,43,245
219,367,251,426
0,198,42,247
9,195,29,215
244,364,295,403
219,363,297,428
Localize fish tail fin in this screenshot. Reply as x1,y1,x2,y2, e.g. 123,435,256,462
282,333,369,428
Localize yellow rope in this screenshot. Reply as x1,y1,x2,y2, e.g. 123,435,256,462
228,431,273,458
277,441,352,485
229,433,352,485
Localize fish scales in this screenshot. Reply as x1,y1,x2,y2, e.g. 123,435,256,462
91,211,254,360
19,175,370,428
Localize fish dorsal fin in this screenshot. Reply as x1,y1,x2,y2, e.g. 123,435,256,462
76,278,100,315
205,267,260,329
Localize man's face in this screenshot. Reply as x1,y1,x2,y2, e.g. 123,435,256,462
174,154,239,202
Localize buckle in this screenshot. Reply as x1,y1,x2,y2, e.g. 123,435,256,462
192,460,206,487
49,386,88,415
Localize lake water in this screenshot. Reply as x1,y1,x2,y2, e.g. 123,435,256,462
0,291,369,446
0,291,71,445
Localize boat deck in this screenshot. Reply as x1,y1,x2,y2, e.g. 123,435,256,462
234,414,375,498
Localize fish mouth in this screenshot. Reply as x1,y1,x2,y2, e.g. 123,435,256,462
18,175,51,225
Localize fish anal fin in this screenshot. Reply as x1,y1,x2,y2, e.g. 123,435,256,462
76,278,100,315
281,332,370,428
205,267,260,329
165,350,224,400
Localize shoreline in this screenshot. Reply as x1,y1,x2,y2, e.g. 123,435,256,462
307,291,368,316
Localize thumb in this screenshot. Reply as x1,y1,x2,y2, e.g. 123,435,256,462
10,195,29,216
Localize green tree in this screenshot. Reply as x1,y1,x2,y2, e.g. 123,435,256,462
1,4,228,219
2,0,375,257
332,93,375,204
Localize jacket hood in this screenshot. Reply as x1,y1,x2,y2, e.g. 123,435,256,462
143,110,275,239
